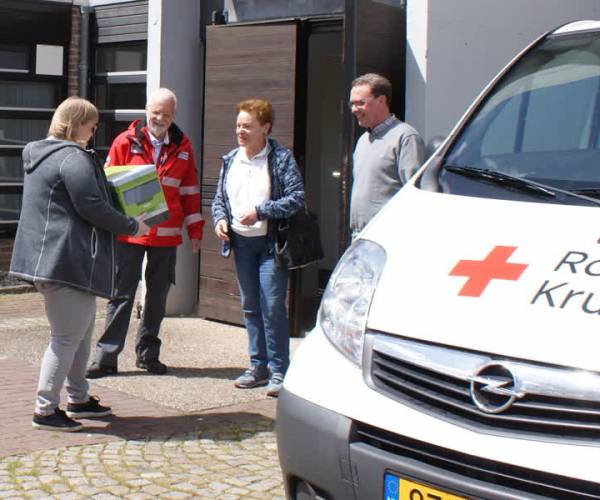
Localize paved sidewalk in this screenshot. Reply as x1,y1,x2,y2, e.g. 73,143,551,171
0,291,287,499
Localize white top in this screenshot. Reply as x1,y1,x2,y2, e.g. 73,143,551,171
148,130,169,164
226,143,271,237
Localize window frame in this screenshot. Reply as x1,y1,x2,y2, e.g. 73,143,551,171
0,42,66,231
91,41,147,161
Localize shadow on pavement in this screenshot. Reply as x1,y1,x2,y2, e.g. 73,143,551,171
82,411,275,441
112,366,244,380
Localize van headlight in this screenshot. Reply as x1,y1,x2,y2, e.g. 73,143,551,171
319,239,386,366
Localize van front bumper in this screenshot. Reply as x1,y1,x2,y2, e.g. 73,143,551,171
277,387,564,500
276,388,356,500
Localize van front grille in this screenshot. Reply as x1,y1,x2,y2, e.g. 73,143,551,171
365,333,600,442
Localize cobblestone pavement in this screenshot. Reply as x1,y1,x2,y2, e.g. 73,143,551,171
0,291,288,499
0,419,282,499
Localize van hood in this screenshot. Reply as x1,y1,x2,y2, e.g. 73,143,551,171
364,185,600,371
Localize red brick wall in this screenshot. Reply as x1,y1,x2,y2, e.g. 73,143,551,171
0,238,14,271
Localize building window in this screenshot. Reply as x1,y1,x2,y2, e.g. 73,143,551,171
95,118,139,151
0,80,60,108
0,155,22,183
94,82,146,110
95,42,146,73
0,117,50,146
92,42,146,159
0,42,65,232
0,44,29,72
0,192,22,223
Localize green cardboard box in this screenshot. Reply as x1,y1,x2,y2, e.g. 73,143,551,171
105,164,169,227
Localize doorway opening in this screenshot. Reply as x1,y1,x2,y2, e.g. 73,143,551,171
198,18,345,337
292,21,344,335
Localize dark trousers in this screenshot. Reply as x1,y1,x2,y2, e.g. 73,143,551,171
93,241,176,367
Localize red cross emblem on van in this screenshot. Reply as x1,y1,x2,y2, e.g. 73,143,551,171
449,246,528,297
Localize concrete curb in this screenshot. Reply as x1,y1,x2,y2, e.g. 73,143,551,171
0,284,35,294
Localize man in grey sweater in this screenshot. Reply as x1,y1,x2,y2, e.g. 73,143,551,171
349,73,425,237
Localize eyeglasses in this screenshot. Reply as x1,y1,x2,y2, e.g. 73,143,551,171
348,96,377,109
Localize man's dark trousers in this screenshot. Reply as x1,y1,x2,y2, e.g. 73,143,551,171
93,241,176,368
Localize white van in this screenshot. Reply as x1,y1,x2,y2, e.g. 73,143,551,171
277,20,600,500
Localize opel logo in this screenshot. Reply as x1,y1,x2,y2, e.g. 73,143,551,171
468,363,525,414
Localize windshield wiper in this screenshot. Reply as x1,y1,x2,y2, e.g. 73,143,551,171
443,165,600,206
443,165,556,195
571,188,600,201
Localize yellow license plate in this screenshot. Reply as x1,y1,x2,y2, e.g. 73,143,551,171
384,473,467,500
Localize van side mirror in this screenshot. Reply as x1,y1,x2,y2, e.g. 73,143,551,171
426,136,446,159
417,136,446,192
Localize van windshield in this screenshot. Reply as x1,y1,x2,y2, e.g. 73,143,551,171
444,30,600,198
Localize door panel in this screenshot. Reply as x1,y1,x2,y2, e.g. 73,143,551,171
356,0,405,118
296,26,344,335
199,23,297,324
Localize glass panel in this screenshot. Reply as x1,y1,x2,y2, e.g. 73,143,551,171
229,0,343,22
445,32,600,190
521,76,597,152
374,0,402,5
0,192,22,222
94,120,136,150
480,93,521,156
95,43,146,72
0,156,23,182
94,83,145,109
0,45,28,71
0,118,50,146
0,80,60,108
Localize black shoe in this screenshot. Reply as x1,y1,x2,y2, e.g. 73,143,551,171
136,359,167,375
32,408,83,432
86,362,117,379
66,396,112,419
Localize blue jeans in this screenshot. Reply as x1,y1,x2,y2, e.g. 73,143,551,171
232,234,290,375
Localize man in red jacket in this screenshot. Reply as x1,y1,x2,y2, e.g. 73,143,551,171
87,88,204,377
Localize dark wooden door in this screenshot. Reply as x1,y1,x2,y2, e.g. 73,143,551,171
199,23,298,324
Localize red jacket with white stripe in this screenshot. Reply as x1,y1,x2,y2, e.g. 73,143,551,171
105,119,204,247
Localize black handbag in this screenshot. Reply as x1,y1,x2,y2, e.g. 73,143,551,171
274,207,324,270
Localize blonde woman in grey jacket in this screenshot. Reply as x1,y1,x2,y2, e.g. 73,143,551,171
10,97,148,432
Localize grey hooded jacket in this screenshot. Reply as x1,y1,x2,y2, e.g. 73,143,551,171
9,139,138,299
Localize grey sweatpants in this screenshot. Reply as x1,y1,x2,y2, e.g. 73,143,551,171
35,282,96,415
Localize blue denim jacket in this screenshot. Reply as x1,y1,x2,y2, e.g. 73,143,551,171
211,138,305,252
